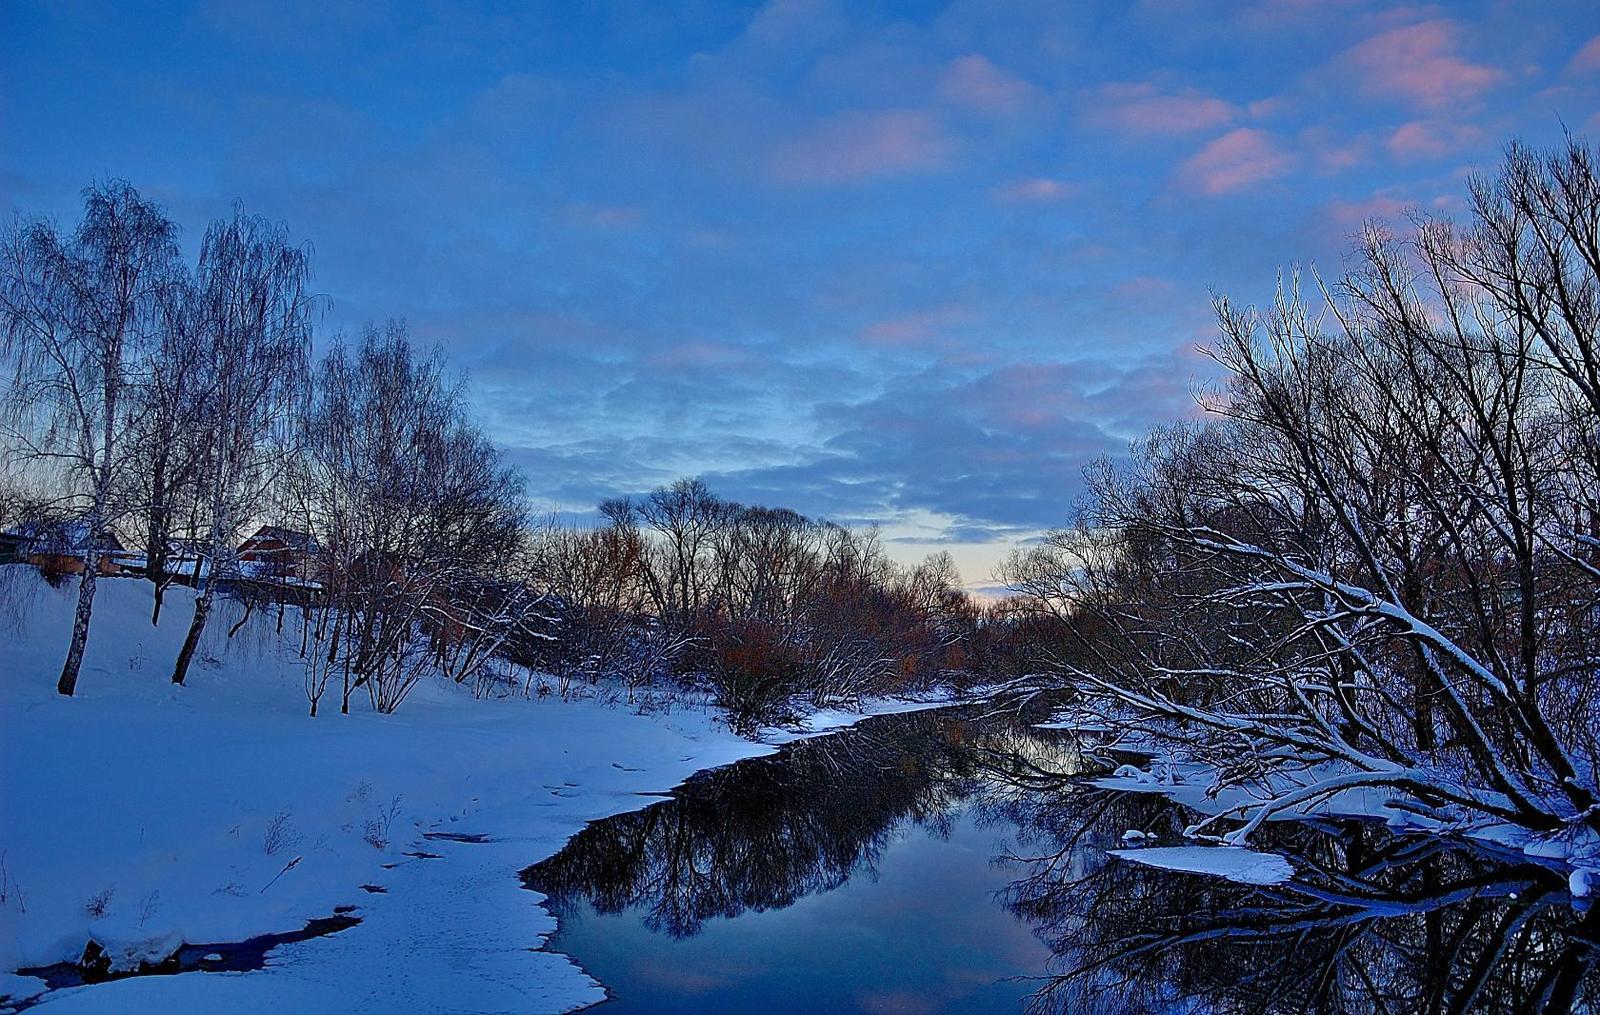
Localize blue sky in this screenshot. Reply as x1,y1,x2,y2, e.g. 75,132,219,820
4,1,1599,583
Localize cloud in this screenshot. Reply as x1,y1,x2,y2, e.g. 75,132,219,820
859,305,970,347
1339,19,1504,110
1176,128,1294,194
768,109,955,184
1082,82,1237,135
1299,126,1374,174
1569,35,1600,75
937,54,1036,115
705,353,1204,533
742,0,848,47
989,177,1073,202
505,347,1210,543
1386,119,1485,160
1322,194,1411,231
644,339,752,369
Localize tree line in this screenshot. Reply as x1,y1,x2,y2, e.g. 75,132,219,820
525,479,997,730
0,181,1018,727
1004,137,1600,841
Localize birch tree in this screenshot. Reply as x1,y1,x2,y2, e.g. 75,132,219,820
0,181,180,695
170,208,313,686
126,280,205,625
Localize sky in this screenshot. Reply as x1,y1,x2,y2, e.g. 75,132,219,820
3,1,1599,586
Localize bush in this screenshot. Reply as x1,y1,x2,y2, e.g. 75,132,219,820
709,620,801,736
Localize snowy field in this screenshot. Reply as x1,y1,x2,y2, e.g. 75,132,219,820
0,569,950,1012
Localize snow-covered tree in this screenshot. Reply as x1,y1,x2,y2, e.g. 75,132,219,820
1013,138,1600,841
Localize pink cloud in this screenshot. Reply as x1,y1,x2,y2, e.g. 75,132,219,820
990,177,1074,203
938,54,1035,115
1569,35,1600,75
860,305,969,346
1387,119,1484,159
1109,275,1176,301
1246,96,1288,120
1083,82,1237,135
769,109,954,184
1340,19,1504,110
1300,127,1374,174
1176,128,1294,195
1323,194,1411,230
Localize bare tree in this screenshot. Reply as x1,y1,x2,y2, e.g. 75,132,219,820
126,273,205,625
0,181,180,695
291,322,526,713
170,208,314,686
529,519,657,695
1014,138,1600,841
635,477,730,627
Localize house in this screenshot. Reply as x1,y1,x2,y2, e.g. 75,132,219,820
1,518,139,577
237,525,321,581
142,537,211,586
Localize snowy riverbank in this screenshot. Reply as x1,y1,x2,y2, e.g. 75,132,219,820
0,570,958,1012
1039,720,1600,895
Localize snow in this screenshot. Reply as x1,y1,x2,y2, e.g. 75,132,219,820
0,567,956,1012
1091,759,1600,884
1110,763,1157,784
1109,845,1295,886
772,695,959,743
0,975,44,1009
1573,868,1595,899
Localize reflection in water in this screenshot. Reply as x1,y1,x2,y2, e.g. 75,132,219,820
525,710,1599,1013
527,711,1079,940
1001,790,1600,1014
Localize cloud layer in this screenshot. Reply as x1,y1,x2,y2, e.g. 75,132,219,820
4,0,1597,579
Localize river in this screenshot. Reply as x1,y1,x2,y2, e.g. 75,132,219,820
525,707,1600,1014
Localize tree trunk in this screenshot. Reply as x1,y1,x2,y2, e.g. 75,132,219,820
57,561,98,696
171,587,212,685
146,468,169,626
175,519,228,685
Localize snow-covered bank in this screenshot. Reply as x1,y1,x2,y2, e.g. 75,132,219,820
1086,752,1600,891
0,570,961,1013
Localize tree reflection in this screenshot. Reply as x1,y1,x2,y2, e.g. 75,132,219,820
524,711,1597,1013
523,709,1044,937
994,787,1600,1014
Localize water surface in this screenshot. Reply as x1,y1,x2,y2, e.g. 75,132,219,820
526,709,1600,1014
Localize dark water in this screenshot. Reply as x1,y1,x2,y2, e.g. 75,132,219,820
524,709,1600,1014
